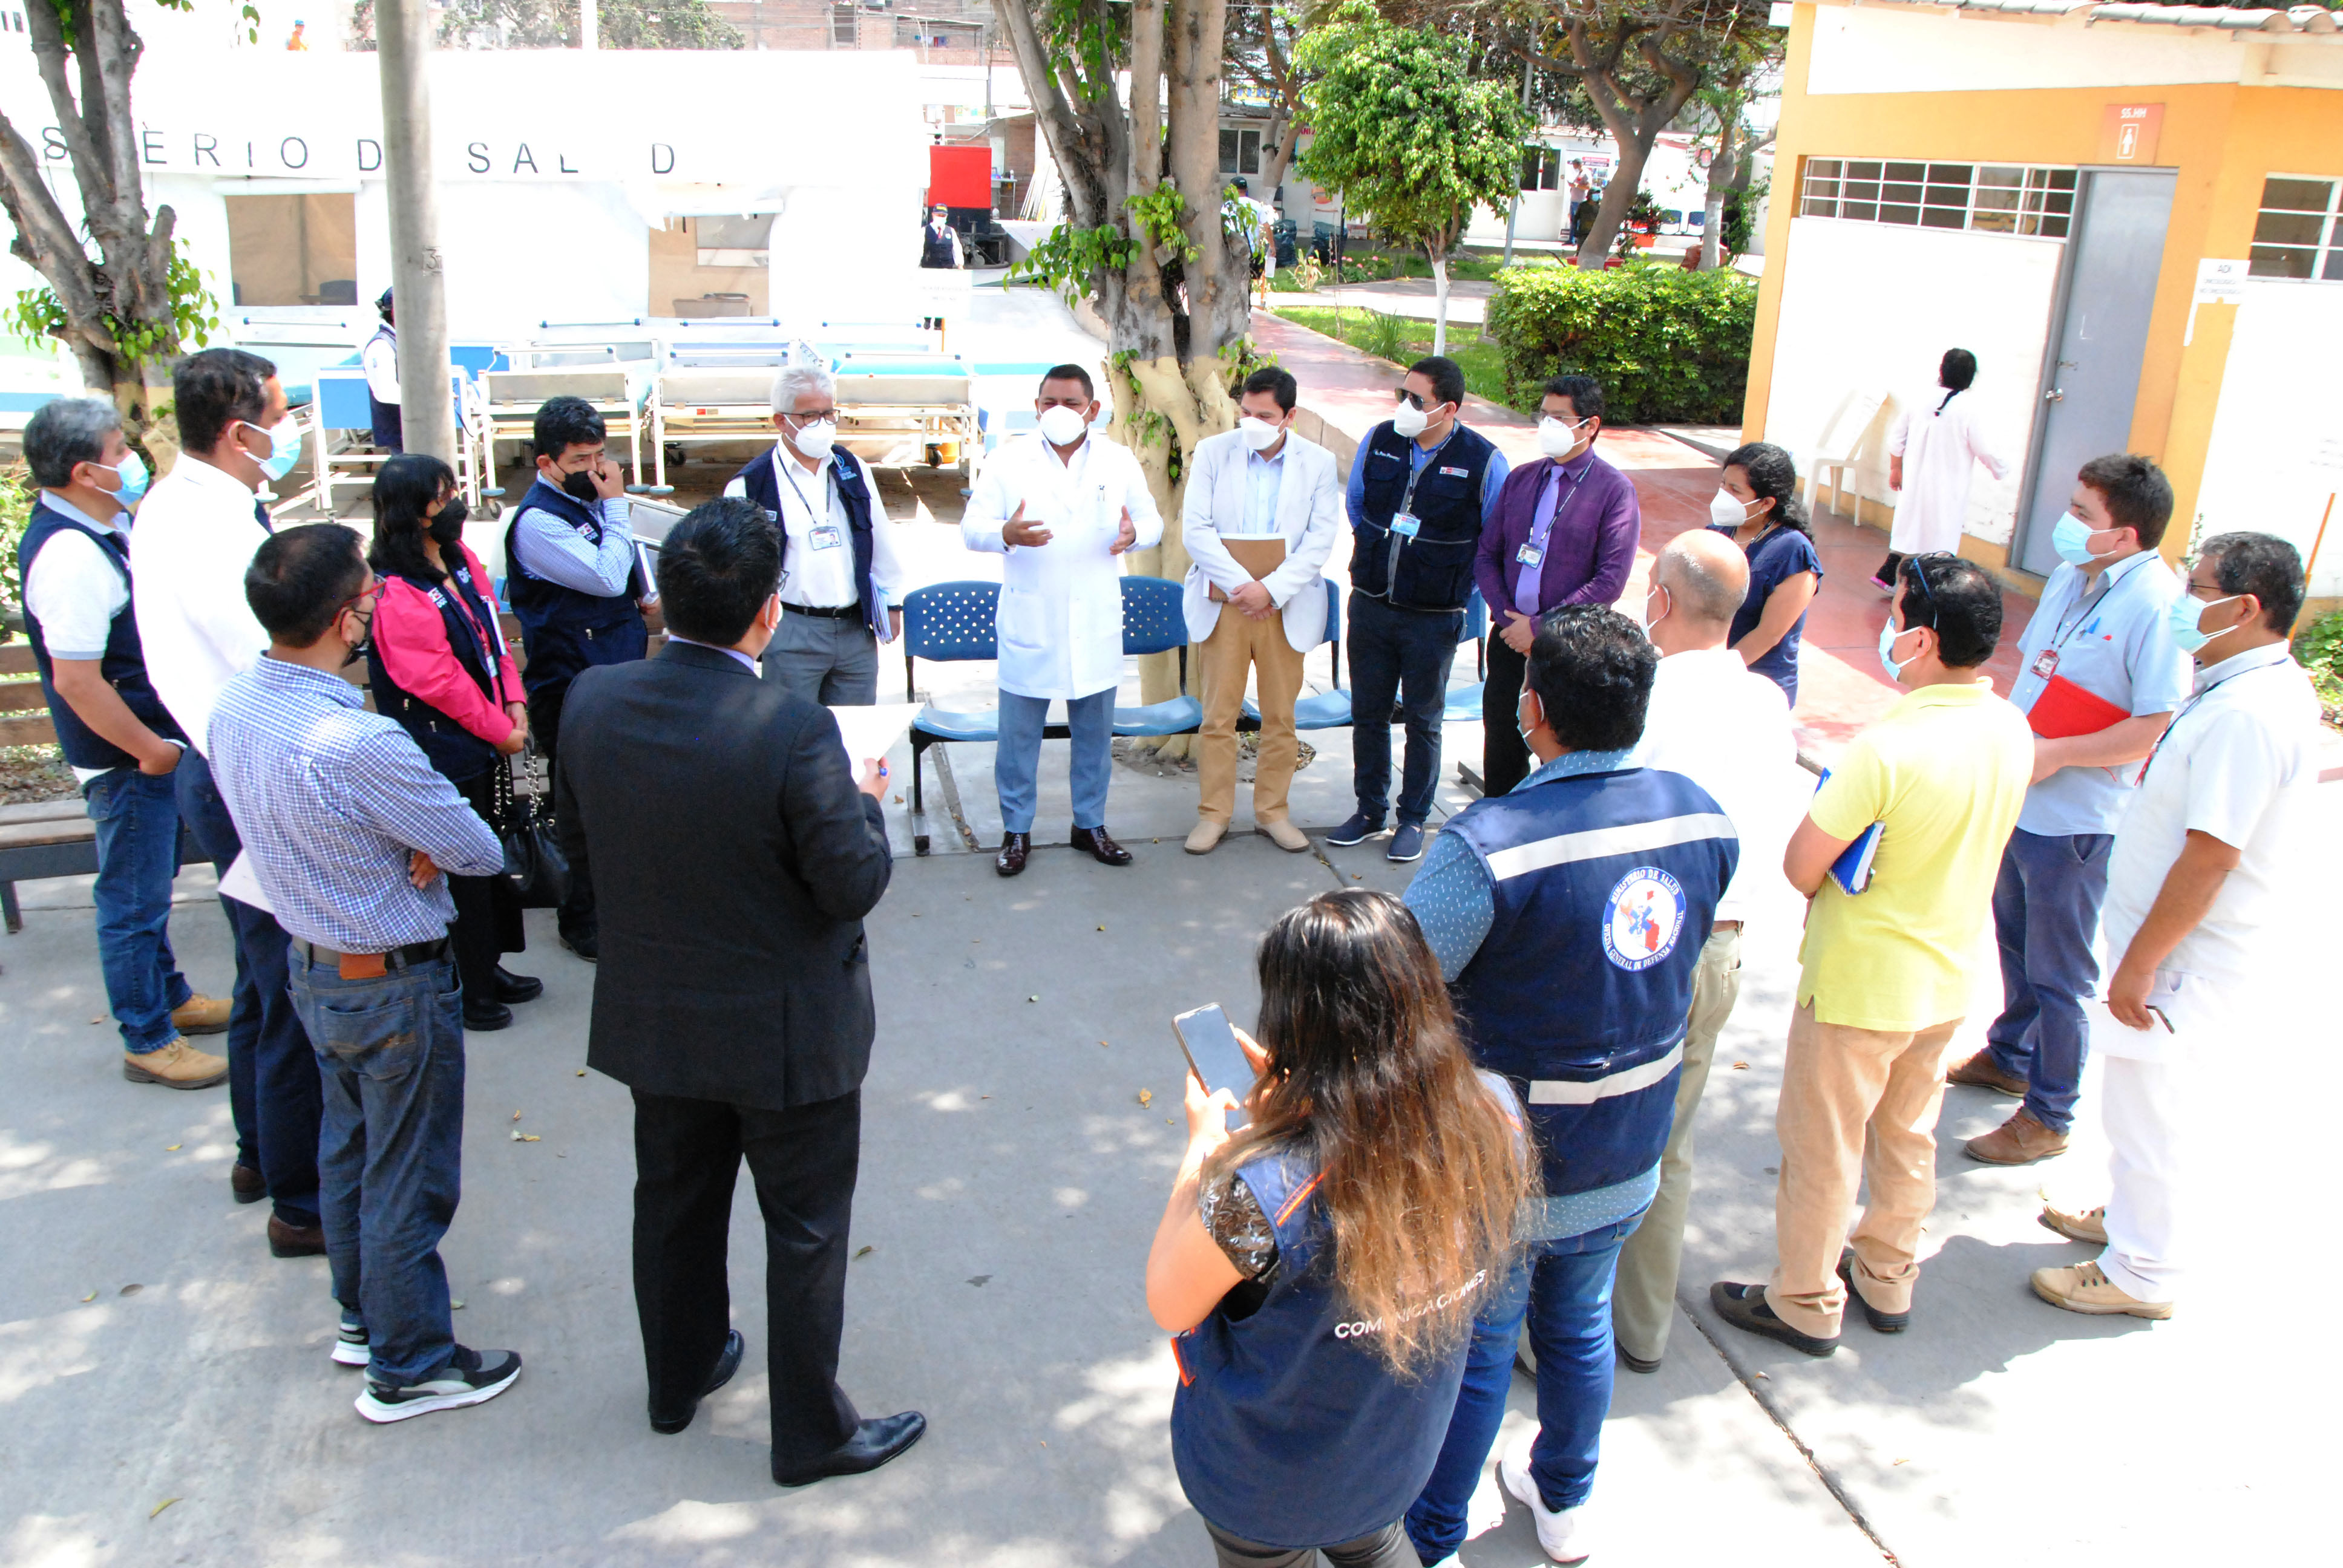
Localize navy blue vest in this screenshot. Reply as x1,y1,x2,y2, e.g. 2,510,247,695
15,498,184,772
1170,1147,1486,1548
1446,765,1737,1197
920,221,957,268
730,448,885,638
1352,419,1496,612
366,560,508,783
502,479,647,698
366,325,403,451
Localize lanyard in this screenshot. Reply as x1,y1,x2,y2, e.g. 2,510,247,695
1395,425,1456,520
2048,557,2145,656
1527,460,1591,554
2137,657,2281,782
775,450,829,524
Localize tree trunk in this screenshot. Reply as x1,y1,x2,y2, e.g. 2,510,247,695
1260,113,1296,203
1578,138,1653,267
1701,105,1740,271
1428,248,1451,358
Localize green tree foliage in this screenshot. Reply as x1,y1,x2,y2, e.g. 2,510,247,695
1486,262,1757,425
1295,4,1527,354
354,0,744,49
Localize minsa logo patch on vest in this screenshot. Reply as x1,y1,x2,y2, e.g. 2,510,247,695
1602,866,1687,972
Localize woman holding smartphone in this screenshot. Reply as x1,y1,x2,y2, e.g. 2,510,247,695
1147,890,1532,1568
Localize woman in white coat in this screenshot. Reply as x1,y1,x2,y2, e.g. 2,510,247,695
1876,348,2009,589
962,365,1164,875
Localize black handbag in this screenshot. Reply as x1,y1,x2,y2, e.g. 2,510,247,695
496,745,571,910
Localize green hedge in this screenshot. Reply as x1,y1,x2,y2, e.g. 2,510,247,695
1484,263,1759,425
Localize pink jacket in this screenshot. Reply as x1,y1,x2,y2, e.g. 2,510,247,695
373,541,523,746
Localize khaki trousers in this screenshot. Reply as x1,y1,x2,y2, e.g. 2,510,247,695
1197,605,1306,826
1612,924,1741,1362
1766,1002,1962,1338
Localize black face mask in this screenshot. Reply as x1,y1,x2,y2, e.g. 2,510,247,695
427,497,468,547
560,470,600,505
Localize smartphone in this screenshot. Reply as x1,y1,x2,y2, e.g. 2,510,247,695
1172,1004,1256,1129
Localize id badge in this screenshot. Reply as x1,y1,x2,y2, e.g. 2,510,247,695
808,523,844,551
1392,512,1421,538
2031,648,2059,679
1516,542,1545,569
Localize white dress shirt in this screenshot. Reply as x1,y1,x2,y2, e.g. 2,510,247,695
723,446,905,621
362,326,400,405
128,453,272,757
1629,645,1799,925
963,432,1163,700
24,494,136,783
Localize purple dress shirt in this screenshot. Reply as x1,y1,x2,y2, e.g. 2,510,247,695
1473,446,1641,623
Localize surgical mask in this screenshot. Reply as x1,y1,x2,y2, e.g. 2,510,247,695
2051,512,2117,567
789,418,837,460
1642,586,1669,639
427,497,469,547
1037,405,1088,446
1237,416,1283,452
1538,417,1587,459
240,417,302,483
2166,592,2243,656
1516,691,1540,746
1710,489,1754,528
99,451,149,506
1878,617,1919,682
561,469,601,505
1391,400,1430,440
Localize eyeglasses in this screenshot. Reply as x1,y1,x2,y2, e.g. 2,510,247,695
336,582,378,623
786,408,839,425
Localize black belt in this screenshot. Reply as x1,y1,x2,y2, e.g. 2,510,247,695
292,936,449,980
784,601,862,621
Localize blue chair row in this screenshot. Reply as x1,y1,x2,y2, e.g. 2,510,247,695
1240,584,1487,730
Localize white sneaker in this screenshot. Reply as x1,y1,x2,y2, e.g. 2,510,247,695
330,1312,370,1368
1500,1431,1592,1564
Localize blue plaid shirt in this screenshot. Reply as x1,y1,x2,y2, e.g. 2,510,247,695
208,656,504,951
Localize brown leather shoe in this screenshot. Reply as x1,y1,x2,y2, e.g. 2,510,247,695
267,1215,327,1258
994,832,1031,877
1965,1108,2069,1166
122,1038,228,1089
1945,1048,2029,1097
169,993,233,1035
231,1163,266,1205
1070,825,1133,866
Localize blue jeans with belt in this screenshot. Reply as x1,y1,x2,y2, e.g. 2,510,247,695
1346,592,1461,829
288,944,467,1389
174,748,322,1228
994,688,1115,835
1986,827,2113,1135
82,766,193,1054
1406,1214,1642,1561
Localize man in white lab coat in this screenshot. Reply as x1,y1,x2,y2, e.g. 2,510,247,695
1179,367,1342,855
963,365,1163,876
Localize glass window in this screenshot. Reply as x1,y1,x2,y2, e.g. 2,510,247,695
1794,156,2078,241
224,194,358,307
2248,176,2340,281
1219,128,1238,171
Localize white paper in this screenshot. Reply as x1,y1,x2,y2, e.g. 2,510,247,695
830,702,919,774
217,851,275,915
2192,257,2247,305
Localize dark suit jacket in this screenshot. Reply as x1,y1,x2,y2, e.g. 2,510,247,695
555,639,893,1109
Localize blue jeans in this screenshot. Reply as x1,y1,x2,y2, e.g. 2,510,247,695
175,749,323,1227
82,766,193,1053
1347,592,1461,828
288,946,466,1389
994,687,1114,834
1986,828,2112,1135
1406,1215,1641,1563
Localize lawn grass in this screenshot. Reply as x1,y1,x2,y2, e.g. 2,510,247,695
1268,305,1513,410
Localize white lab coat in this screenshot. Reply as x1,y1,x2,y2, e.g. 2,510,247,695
963,432,1164,700
1887,390,2008,556
1180,428,1343,652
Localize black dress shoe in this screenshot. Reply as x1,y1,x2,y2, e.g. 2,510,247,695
267,1215,327,1258
463,999,514,1032
492,967,544,1005
1838,1249,1910,1333
1710,1281,1837,1357
650,1329,744,1435
994,832,1030,877
558,926,598,962
231,1163,266,1205
1070,825,1132,866
773,1411,927,1488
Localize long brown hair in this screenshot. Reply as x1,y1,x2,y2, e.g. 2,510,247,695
1205,890,1533,1375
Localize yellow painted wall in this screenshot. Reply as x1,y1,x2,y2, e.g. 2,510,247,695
1747,5,2343,569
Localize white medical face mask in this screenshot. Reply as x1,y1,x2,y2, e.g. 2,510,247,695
1391,401,1430,440
1538,416,1588,459
1710,489,1754,529
788,417,836,460
1237,416,1284,452
241,416,302,483
1642,585,1670,639
1037,405,1088,446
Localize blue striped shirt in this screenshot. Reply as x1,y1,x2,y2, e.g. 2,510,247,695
207,656,505,950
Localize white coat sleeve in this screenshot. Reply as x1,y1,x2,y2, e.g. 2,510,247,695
1967,405,2011,482
1887,408,1912,459
962,452,1014,555
1181,440,1248,595
362,337,401,405
1262,448,1343,609
1121,450,1164,551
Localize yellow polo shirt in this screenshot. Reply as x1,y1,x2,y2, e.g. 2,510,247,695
1797,680,2033,1033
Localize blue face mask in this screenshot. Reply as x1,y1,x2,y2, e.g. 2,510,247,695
2051,511,2117,567
2166,592,2243,657
240,417,303,484
102,451,149,506
1878,616,1919,682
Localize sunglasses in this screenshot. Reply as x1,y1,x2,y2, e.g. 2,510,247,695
1899,550,1955,627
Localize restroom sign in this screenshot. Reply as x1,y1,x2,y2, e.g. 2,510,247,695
2099,103,2164,165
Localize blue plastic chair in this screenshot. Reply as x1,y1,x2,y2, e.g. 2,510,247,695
1444,587,1489,722
1113,576,1204,737
1243,579,1352,731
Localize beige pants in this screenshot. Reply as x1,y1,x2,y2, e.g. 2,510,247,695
1766,1002,1962,1338
1197,606,1306,826
1613,924,1742,1362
